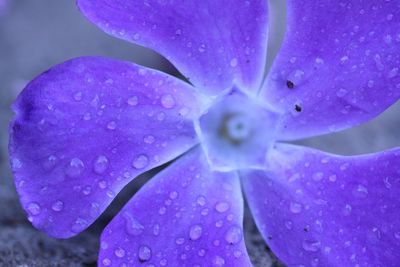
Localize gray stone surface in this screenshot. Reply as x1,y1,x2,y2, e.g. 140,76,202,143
0,1,399,267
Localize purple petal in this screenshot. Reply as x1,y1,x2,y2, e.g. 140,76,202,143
76,0,268,96
261,1,400,140
242,143,400,266
99,148,251,267
9,56,201,238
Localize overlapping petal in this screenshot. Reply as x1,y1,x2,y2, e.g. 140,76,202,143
262,1,400,140
9,56,201,238
242,143,400,266
99,148,252,267
77,0,269,96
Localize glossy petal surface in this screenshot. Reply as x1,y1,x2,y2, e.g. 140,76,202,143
99,148,251,267
77,0,268,96
9,57,200,238
243,144,400,267
262,1,400,140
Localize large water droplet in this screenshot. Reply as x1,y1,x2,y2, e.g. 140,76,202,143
189,224,203,241
132,154,149,169
138,245,152,262
93,155,109,174
122,212,144,235
352,184,368,198
215,202,230,213
161,94,175,109
65,158,85,177
230,58,238,67
225,226,242,244
51,200,64,212
196,196,206,206
114,247,126,258
27,202,41,215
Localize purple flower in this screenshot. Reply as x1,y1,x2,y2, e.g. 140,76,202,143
8,1,400,266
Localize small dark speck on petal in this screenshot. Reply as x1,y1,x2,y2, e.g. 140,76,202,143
286,80,294,89
295,105,302,112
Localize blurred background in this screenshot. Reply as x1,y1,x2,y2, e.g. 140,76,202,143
0,1,398,266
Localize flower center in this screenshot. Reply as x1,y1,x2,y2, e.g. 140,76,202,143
195,88,281,172
221,113,251,144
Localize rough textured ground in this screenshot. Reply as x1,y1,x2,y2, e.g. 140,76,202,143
0,1,399,267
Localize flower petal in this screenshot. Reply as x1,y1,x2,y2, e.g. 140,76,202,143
99,148,252,267
242,143,400,266
261,1,400,140
9,56,201,238
76,0,268,96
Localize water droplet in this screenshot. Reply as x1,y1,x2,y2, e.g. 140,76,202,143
394,232,400,240
43,155,57,171
72,218,88,233
336,88,348,98
27,202,41,215
138,245,152,262
212,255,225,266
312,172,324,181
224,226,242,244
82,186,92,195
127,96,139,106
65,158,85,177
143,135,155,144
175,237,185,245
122,212,144,235
102,258,111,266
132,154,149,169
161,94,175,109
107,121,117,130
51,200,64,212
169,191,178,200
189,224,203,240
98,180,107,189
198,249,206,257
73,92,83,101
352,184,368,198
290,202,302,214
302,240,321,252
342,204,352,216
153,224,160,236
285,220,293,230
215,202,230,213
196,196,206,206
114,247,126,258
93,155,109,174
230,58,238,67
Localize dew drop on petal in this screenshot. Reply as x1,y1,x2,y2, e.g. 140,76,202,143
138,245,152,262
215,202,230,213
161,94,175,109
65,158,85,177
127,96,139,106
122,212,144,236
51,200,64,212
93,155,109,174
189,224,203,241
107,121,117,130
114,247,126,258
290,202,302,214
230,58,238,67
132,154,149,169
302,240,321,252
224,226,243,244
27,202,41,215
143,135,156,144
196,195,206,206
212,255,225,266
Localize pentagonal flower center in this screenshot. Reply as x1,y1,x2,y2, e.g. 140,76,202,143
195,88,281,172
